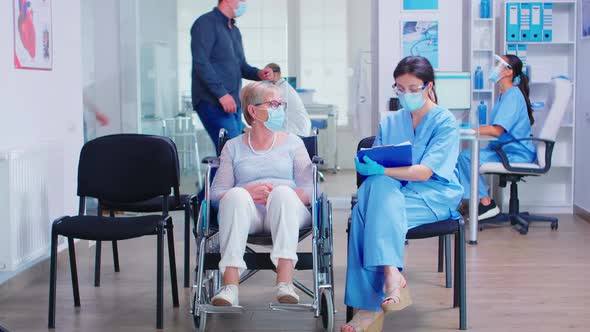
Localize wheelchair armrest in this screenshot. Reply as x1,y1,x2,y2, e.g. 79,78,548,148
491,137,554,174
312,156,324,165
201,156,220,166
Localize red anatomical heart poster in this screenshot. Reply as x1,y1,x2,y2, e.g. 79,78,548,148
13,0,52,70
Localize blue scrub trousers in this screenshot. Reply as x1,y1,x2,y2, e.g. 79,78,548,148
195,100,244,151
456,148,501,199
344,175,440,312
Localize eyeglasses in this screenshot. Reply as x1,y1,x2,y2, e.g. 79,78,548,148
254,100,287,109
392,83,428,95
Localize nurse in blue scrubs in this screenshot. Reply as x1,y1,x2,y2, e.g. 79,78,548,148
456,54,536,220
341,56,463,332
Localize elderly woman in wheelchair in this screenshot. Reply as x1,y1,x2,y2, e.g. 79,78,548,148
342,56,463,332
208,81,313,306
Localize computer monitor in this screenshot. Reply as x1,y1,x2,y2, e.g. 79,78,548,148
434,72,471,110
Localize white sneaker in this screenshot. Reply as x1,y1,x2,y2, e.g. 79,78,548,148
211,284,239,306
276,282,299,304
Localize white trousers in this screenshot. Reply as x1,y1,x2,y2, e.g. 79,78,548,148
217,185,311,274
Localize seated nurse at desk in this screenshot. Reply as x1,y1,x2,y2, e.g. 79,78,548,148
342,56,463,332
456,54,536,220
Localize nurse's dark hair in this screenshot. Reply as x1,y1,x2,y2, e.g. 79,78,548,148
393,56,438,104
505,54,534,126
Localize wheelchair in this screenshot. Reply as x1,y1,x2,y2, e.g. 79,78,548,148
190,129,336,331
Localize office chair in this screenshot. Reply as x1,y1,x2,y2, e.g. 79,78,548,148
479,77,573,234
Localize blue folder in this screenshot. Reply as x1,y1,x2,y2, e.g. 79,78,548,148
542,3,553,42
357,142,413,168
507,44,518,56
530,3,543,42
506,3,521,42
519,3,531,41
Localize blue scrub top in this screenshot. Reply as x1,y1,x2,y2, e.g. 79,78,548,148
489,86,536,162
374,106,463,220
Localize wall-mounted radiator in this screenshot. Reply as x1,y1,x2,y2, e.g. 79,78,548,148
0,143,64,271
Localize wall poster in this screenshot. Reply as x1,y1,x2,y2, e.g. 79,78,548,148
13,0,53,70
402,20,439,69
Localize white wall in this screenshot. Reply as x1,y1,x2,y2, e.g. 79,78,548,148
0,0,83,217
574,0,590,211
373,0,464,127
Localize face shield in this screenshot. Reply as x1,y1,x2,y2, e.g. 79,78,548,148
489,55,513,84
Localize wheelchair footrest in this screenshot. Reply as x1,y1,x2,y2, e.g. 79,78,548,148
198,304,246,315
203,253,314,270
269,302,315,312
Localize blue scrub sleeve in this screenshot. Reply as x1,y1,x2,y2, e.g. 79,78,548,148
372,124,383,147
419,118,460,183
490,91,522,133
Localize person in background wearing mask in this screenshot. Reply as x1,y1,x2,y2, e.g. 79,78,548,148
265,63,311,136
191,0,274,150
208,81,313,307
342,56,463,332
455,54,535,220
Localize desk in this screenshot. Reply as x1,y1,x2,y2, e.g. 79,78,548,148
459,134,497,245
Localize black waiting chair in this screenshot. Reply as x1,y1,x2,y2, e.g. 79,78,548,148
101,136,197,288
48,134,180,330
346,136,466,330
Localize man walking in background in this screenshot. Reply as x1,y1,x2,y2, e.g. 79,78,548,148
191,0,273,150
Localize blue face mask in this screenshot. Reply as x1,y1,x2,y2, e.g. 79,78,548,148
234,2,247,17
488,66,503,83
261,106,285,131
399,92,426,112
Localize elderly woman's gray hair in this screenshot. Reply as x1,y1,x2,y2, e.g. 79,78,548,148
240,81,280,125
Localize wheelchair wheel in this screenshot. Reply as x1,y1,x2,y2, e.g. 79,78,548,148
320,289,334,331
193,311,207,331
192,278,209,330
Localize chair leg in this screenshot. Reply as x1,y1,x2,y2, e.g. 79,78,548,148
67,238,81,307
437,236,444,273
157,225,164,329
166,220,180,307
459,227,467,330
110,210,120,273
184,204,191,288
48,229,58,328
453,232,460,308
94,241,102,287
445,234,452,289
112,241,120,273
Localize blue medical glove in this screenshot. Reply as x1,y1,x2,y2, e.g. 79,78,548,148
355,156,385,176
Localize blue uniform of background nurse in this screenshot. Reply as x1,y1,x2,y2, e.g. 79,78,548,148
455,54,536,220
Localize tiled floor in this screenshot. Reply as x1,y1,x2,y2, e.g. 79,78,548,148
1,172,590,331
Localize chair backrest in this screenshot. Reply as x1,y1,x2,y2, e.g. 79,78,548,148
218,130,318,160
77,134,178,203
535,77,573,168
356,136,376,188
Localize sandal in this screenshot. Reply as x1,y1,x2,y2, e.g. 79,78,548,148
340,310,384,332
381,275,411,312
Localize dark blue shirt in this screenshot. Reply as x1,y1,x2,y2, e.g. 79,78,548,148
190,7,260,109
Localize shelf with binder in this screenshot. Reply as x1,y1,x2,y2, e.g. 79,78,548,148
501,1,577,213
